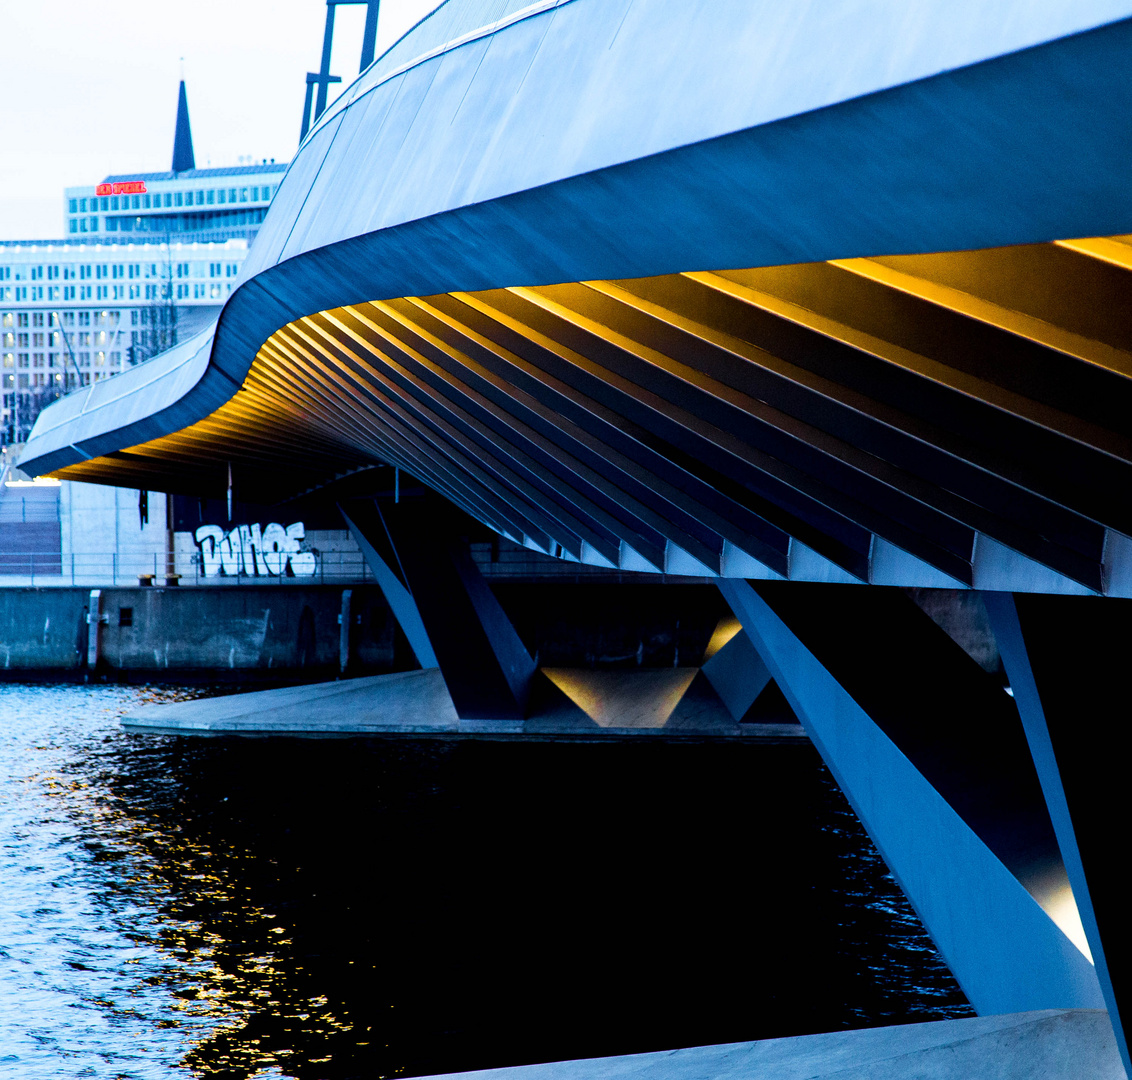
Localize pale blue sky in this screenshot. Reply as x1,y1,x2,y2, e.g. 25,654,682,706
0,0,443,239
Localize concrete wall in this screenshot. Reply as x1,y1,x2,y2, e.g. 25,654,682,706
171,527,361,579
0,584,396,675
60,480,168,576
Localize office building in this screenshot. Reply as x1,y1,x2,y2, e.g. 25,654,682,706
0,82,263,442
64,83,286,245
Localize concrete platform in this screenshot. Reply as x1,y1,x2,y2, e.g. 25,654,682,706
119,667,807,740
422,1010,1124,1080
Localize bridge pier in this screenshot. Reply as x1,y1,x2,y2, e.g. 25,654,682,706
343,497,535,720
984,592,1132,1076
719,580,1105,1020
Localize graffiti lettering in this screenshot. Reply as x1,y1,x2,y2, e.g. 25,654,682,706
193,522,316,577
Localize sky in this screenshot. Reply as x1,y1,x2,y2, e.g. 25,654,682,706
0,0,444,239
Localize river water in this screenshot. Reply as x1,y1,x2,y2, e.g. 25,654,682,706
0,682,971,1079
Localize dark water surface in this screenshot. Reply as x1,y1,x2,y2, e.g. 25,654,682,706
0,683,972,1079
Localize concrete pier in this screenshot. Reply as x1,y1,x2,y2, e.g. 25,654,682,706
120,667,807,740
420,1010,1122,1080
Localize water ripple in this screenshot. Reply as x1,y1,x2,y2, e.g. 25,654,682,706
0,683,971,1079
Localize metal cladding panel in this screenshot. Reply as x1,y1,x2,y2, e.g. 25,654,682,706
240,115,344,281
20,327,216,463
303,0,1132,235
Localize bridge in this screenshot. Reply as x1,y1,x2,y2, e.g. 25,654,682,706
19,1,1132,1075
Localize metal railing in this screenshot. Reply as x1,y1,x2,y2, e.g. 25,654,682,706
0,549,376,587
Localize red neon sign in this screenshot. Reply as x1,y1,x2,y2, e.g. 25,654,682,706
95,181,148,196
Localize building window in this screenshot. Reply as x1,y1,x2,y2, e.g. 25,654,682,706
90,217,99,232
206,189,215,205
69,199,78,213
69,220,78,234
228,188,237,202
79,198,87,212
174,192,183,206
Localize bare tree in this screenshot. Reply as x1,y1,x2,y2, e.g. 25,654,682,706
134,232,180,364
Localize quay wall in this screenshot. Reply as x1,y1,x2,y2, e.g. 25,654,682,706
0,585,398,677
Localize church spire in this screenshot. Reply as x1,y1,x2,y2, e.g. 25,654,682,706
172,80,196,173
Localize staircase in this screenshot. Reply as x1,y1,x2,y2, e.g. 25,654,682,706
0,480,62,575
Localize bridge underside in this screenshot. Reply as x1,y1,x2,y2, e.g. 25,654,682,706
47,237,1132,594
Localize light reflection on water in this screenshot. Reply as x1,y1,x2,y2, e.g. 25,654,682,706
0,684,211,1078
0,682,971,1079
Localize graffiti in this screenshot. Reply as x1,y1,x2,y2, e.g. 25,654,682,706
193,522,316,577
